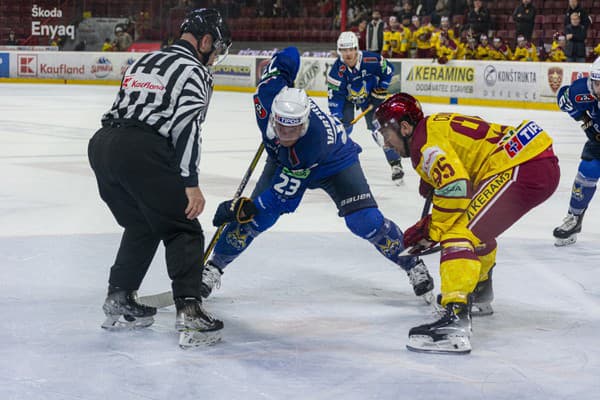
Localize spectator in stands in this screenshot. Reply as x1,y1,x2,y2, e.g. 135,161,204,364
399,1,415,23
565,12,588,62
114,26,133,52
102,38,114,52
74,40,87,51
383,16,402,58
435,31,458,64
366,10,385,53
414,16,435,57
318,0,334,18
452,0,468,16
455,28,476,60
6,30,18,46
512,34,539,61
564,0,592,30
489,36,513,60
475,34,492,60
416,0,437,17
548,33,568,62
512,0,536,42
351,18,368,50
467,0,491,37
434,0,452,19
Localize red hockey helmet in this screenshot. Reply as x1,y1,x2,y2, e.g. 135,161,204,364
373,93,424,157
374,93,424,131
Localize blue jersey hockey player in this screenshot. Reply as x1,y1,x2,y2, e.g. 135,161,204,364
327,31,405,184
554,57,600,246
202,46,434,302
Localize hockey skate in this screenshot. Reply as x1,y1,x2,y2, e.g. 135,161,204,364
200,261,223,298
553,211,585,246
390,159,404,185
472,267,494,316
175,297,223,348
406,301,472,354
407,260,435,304
101,286,157,330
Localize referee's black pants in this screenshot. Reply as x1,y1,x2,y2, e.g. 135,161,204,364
88,121,204,299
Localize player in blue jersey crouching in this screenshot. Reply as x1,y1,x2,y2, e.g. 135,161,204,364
327,32,405,184
202,46,434,302
554,57,600,246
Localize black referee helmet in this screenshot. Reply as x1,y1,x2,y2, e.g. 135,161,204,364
181,8,231,62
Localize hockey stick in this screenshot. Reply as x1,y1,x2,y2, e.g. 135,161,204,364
138,142,266,308
139,106,375,309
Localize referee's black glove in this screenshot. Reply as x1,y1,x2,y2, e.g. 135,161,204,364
212,197,257,227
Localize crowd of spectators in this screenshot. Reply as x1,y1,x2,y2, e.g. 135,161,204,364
345,0,599,62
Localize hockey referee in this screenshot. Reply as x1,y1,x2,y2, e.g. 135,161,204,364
88,8,231,347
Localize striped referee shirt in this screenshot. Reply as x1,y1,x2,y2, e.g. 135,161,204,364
102,39,212,187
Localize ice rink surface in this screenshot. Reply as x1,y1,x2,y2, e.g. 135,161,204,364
1,83,599,400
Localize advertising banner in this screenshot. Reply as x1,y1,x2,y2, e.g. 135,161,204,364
212,55,255,87
400,59,476,98
0,53,9,78
475,61,540,102
9,52,142,80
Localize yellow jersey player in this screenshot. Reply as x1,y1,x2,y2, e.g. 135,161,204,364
373,93,560,354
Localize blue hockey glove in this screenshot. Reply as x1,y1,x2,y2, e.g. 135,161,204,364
371,87,388,100
581,115,600,142
212,197,257,227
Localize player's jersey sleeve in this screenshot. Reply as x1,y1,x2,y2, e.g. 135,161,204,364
410,117,472,242
557,78,595,121
326,59,348,119
252,47,302,158
370,53,393,89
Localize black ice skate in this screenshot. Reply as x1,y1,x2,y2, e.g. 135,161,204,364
407,301,472,354
407,260,434,304
553,210,585,247
200,261,223,298
175,297,223,348
472,266,494,316
101,286,157,330
390,159,404,185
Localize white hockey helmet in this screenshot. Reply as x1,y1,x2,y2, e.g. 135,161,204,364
588,57,600,97
269,87,310,146
337,31,359,51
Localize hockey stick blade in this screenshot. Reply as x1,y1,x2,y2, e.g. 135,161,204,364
399,244,441,257
138,143,266,309
137,291,174,308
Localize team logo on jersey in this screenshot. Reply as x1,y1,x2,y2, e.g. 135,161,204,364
346,82,368,104
337,64,346,78
547,67,563,93
253,96,267,119
575,93,596,103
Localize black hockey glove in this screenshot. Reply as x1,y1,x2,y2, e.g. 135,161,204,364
371,87,388,100
581,114,600,142
212,197,257,227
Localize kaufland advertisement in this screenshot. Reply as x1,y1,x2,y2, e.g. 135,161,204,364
1,49,583,109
